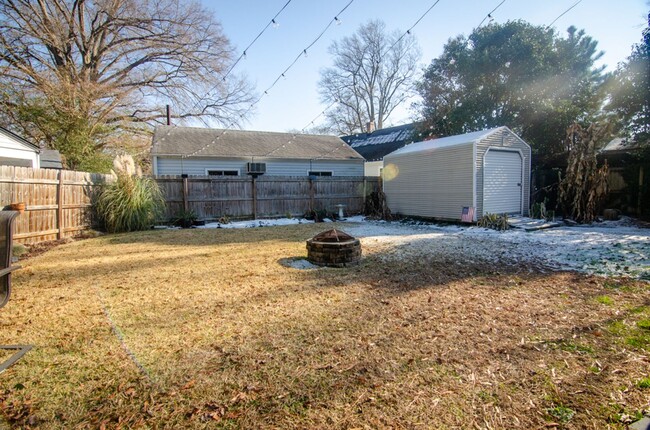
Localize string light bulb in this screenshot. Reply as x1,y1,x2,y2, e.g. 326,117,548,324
272,18,279,29
334,16,342,25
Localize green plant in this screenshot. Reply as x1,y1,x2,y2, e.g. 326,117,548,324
637,319,650,330
95,171,164,233
637,377,650,389
547,405,575,423
477,213,509,230
303,209,331,223
12,243,28,257
596,295,614,305
531,199,556,221
171,209,197,228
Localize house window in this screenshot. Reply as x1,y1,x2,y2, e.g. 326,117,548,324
207,169,239,176
308,171,333,177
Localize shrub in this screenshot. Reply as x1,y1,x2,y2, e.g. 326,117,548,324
477,213,509,230
171,209,197,228
95,157,164,233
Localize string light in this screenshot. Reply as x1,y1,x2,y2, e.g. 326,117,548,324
547,0,583,29
476,0,506,29
186,1,356,160
385,0,442,55
298,0,443,135
150,0,294,151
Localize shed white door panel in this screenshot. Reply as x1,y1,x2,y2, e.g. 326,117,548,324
483,150,522,214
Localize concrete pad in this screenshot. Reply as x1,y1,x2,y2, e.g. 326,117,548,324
508,217,562,231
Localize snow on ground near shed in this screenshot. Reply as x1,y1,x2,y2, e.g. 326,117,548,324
346,218,650,280
193,215,648,279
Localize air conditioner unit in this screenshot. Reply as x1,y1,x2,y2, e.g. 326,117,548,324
247,162,266,175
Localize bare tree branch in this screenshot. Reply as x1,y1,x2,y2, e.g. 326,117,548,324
0,0,255,166
318,20,421,134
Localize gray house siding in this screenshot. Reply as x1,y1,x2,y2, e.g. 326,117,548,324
475,129,531,217
384,144,475,220
155,157,364,177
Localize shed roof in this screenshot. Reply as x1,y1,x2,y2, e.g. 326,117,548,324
341,123,430,161
386,127,515,157
151,126,363,160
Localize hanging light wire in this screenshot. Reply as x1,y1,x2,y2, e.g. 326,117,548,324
476,0,506,29
547,0,583,29
185,0,356,159
152,0,295,151
302,0,444,133
222,0,293,82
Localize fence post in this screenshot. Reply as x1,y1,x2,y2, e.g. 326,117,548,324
182,175,189,212
57,171,64,239
309,177,314,212
251,176,257,220
638,165,644,216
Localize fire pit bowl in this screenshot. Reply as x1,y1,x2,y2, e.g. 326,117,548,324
306,229,361,268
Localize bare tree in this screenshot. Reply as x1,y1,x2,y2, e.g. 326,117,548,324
318,20,421,135
0,0,254,169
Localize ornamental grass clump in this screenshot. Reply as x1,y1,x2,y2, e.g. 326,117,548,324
95,155,164,233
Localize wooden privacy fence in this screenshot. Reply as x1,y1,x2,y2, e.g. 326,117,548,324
0,166,110,244
156,175,381,220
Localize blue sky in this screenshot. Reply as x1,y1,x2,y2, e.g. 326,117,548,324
203,0,649,133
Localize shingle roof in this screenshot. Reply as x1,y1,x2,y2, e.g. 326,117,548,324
151,126,363,160
341,123,430,161
40,149,63,169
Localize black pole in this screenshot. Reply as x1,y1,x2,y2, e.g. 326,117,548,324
166,105,171,125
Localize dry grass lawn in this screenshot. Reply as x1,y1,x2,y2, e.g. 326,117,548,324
0,223,649,429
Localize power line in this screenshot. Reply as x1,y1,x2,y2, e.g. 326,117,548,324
547,0,583,29
476,0,506,29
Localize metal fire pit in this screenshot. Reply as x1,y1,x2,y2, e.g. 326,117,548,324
306,229,361,267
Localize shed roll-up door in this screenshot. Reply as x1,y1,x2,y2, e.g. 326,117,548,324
483,150,522,214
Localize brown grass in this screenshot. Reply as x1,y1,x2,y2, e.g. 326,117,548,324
0,223,649,429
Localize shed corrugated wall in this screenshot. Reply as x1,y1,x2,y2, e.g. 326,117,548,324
383,143,475,220
475,129,531,217
155,157,364,177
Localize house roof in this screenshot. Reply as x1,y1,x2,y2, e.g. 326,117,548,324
341,123,431,161
40,149,63,169
387,126,524,157
0,126,40,152
151,126,363,160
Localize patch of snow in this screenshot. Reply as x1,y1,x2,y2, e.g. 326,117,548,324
286,259,320,270
345,218,650,280
196,217,314,229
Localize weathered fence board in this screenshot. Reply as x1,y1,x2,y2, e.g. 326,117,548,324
0,166,110,244
156,175,381,220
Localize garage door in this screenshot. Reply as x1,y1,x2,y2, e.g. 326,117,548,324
483,150,522,214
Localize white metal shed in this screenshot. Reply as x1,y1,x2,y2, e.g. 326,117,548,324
383,126,531,221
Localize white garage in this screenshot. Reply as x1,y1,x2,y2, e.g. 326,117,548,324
383,126,531,222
